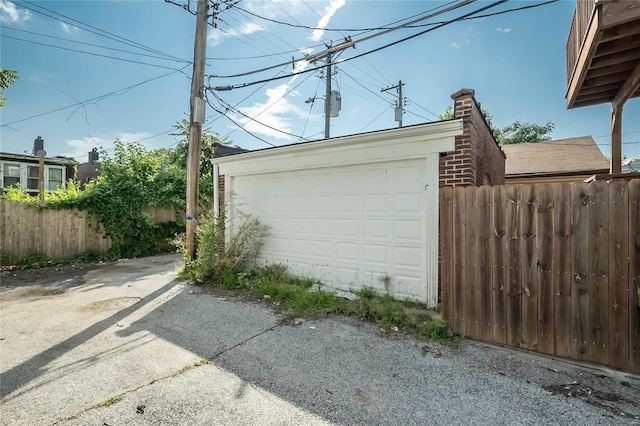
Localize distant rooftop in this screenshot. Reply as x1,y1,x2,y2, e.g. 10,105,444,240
0,152,77,166
502,136,609,177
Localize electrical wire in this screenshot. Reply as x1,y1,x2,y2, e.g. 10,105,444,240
341,70,392,104
210,0,508,89
235,0,559,33
406,97,440,119
219,71,315,141
210,0,473,80
1,66,189,128
211,92,308,140
1,27,191,63
301,76,322,139
18,0,188,62
206,98,277,147
1,35,188,71
358,106,393,133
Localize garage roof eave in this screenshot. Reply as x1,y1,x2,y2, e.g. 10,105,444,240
210,119,463,165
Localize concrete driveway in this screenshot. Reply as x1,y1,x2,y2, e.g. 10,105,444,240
1,254,639,425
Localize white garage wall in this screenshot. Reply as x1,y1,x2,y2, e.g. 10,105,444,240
213,121,463,307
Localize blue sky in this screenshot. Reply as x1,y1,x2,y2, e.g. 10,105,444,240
1,0,639,164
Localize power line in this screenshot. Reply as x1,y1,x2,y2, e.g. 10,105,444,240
341,70,391,104
210,0,508,90
2,26,190,63
18,0,188,62
206,99,277,147
210,92,308,140
1,67,189,128
219,71,315,140
358,106,393,133
406,97,440,119
235,0,559,33
211,0,472,80
1,35,188,71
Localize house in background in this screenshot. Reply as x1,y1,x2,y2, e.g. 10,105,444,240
502,136,609,184
1,136,77,193
565,0,640,173
0,152,76,193
77,148,101,187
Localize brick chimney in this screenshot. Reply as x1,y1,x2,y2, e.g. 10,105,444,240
439,88,505,187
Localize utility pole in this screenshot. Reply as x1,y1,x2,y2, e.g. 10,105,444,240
381,80,405,127
324,52,332,139
186,0,208,261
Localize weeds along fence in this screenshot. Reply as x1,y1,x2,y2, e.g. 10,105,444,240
439,180,640,373
0,200,112,261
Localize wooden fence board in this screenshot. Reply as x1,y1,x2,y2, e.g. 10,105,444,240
608,180,629,370
0,201,113,261
440,187,454,325
553,184,572,358
571,182,591,361
440,181,638,373
537,184,555,355
521,185,538,350
506,185,522,347
453,187,466,334
464,186,480,338
492,186,507,344
479,186,493,341
628,179,640,374
590,181,610,366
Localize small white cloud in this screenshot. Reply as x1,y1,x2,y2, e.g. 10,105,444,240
497,27,512,33
62,132,153,160
234,83,307,140
450,43,460,49
60,22,76,33
0,0,31,23
310,0,346,42
208,22,263,46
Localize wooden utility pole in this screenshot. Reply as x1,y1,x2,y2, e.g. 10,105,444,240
324,52,332,139
381,80,405,127
38,155,45,204
186,0,209,260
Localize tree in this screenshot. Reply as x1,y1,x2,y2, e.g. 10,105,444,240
495,120,554,145
439,106,553,145
169,119,229,207
0,67,19,108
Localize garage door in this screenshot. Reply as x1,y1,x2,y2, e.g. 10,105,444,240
232,159,429,302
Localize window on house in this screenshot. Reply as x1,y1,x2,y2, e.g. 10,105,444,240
48,168,63,191
27,166,39,190
3,164,20,188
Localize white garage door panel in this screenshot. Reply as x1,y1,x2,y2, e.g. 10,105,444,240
231,159,429,301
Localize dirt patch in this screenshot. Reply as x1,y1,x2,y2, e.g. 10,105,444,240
0,285,65,301
76,297,142,312
544,382,639,419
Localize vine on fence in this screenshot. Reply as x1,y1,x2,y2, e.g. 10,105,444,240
2,138,216,260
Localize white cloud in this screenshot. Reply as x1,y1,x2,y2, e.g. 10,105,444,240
222,0,346,141
233,83,308,140
0,0,31,23
207,22,263,46
450,43,460,49
244,0,305,20
310,0,346,42
62,132,153,161
60,22,78,33
497,27,512,33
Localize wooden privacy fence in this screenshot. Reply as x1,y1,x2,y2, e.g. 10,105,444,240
439,181,640,373
0,201,111,260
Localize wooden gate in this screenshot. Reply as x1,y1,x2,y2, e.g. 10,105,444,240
439,180,640,373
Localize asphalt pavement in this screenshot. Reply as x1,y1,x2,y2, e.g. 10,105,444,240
1,254,638,425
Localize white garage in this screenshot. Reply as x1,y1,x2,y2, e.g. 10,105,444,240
212,121,462,307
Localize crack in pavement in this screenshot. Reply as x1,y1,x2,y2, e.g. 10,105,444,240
51,323,280,425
